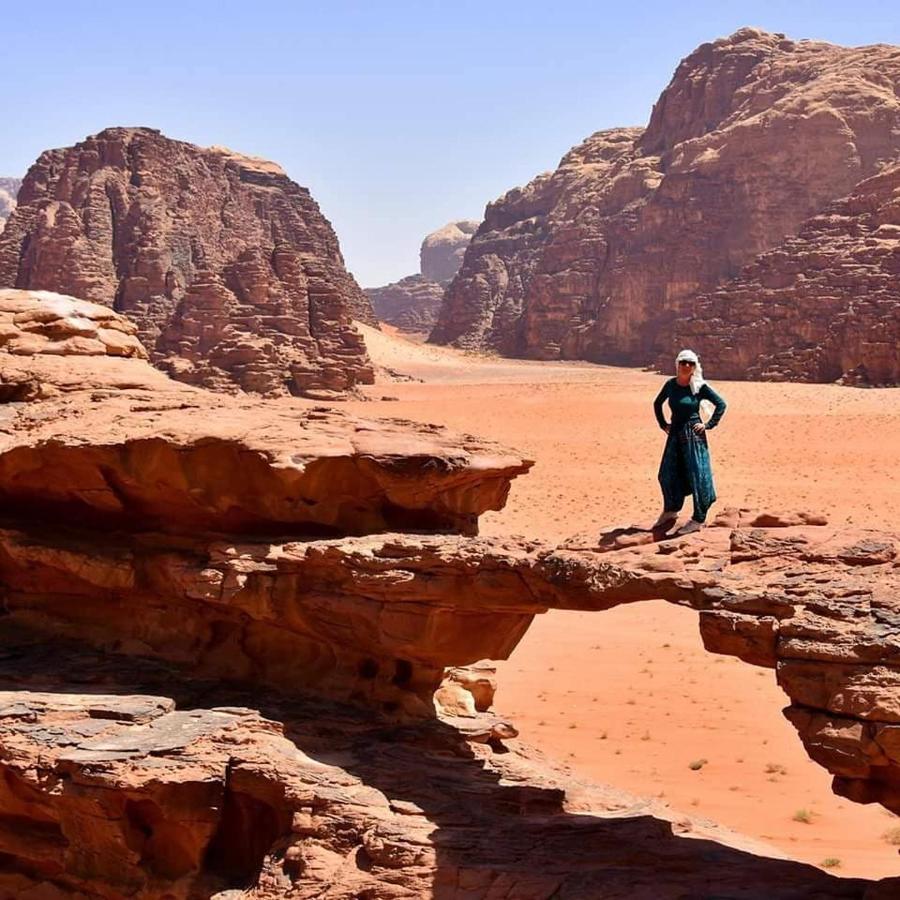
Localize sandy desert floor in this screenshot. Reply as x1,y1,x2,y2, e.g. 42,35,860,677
347,324,900,879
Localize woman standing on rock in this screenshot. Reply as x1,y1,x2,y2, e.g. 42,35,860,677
652,350,727,534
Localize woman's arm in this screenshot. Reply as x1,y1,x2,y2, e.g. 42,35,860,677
653,382,669,431
700,383,727,429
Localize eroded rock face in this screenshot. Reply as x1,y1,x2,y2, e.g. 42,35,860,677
420,219,480,283
3,291,900,896
2,662,879,900
0,290,527,537
367,220,479,333
430,28,900,369
0,177,20,231
366,273,445,333
672,162,900,385
0,127,375,397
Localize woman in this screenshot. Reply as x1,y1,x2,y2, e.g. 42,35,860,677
652,349,727,534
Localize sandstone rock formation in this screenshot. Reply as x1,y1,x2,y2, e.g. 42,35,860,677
0,176,20,231
367,220,479,333
0,128,375,397
430,28,900,379
366,273,445,333
3,655,882,899
672,162,900,385
420,219,479,283
3,290,900,896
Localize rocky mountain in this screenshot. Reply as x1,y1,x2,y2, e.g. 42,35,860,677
3,288,900,896
0,176,20,230
0,128,374,397
366,273,445,332
420,218,479,282
367,219,478,333
673,161,900,385
430,28,900,382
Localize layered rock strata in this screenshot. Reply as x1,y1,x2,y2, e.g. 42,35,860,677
1,651,881,899
430,28,900,377
366,273,445,333
0,177,20,231
3,291,900,895
367,220,479,333
672,162,900,385
0,127,375,397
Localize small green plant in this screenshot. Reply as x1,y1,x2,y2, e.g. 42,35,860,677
688,758,708,771
821,858,841,869
792,808,814,824
882,826,900,845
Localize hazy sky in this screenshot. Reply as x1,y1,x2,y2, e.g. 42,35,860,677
3,1,899,286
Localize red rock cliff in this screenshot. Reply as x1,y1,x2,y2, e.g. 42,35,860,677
672,161,900,385
430,28,900,374
0,128,375,397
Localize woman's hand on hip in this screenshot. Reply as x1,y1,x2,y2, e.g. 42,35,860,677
692,422,706,435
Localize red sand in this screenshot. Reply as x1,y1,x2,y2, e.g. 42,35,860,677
350,324,900,878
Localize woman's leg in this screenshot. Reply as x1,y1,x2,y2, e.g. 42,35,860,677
687,431,717,523
657,436,686,518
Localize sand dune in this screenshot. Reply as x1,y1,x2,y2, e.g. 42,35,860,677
348,322,900,879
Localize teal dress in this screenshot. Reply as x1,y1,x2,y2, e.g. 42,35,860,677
653,379,727,523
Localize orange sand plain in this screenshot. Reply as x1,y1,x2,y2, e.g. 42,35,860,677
349,324,900,879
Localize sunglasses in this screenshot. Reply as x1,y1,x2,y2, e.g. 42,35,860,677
677,360,696,367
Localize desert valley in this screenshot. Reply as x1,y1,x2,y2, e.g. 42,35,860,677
2,20,900,900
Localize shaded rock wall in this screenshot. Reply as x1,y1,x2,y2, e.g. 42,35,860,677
1,661,879,899
0,128,375,397
430,28,900,377
366,273,445,333
672,162,900,385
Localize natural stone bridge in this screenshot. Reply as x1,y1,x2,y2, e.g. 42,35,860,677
1,290,898,898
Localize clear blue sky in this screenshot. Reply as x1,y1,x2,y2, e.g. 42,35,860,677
3,1,899,286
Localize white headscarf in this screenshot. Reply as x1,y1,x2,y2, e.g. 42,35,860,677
675,349,705,396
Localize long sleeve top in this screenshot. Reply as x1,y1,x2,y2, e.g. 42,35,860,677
653,378,727,432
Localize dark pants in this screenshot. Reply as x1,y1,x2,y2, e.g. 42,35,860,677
658,418,717,523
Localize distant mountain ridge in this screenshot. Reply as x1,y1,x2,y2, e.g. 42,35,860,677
0,177,21,231
367,219,478,333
